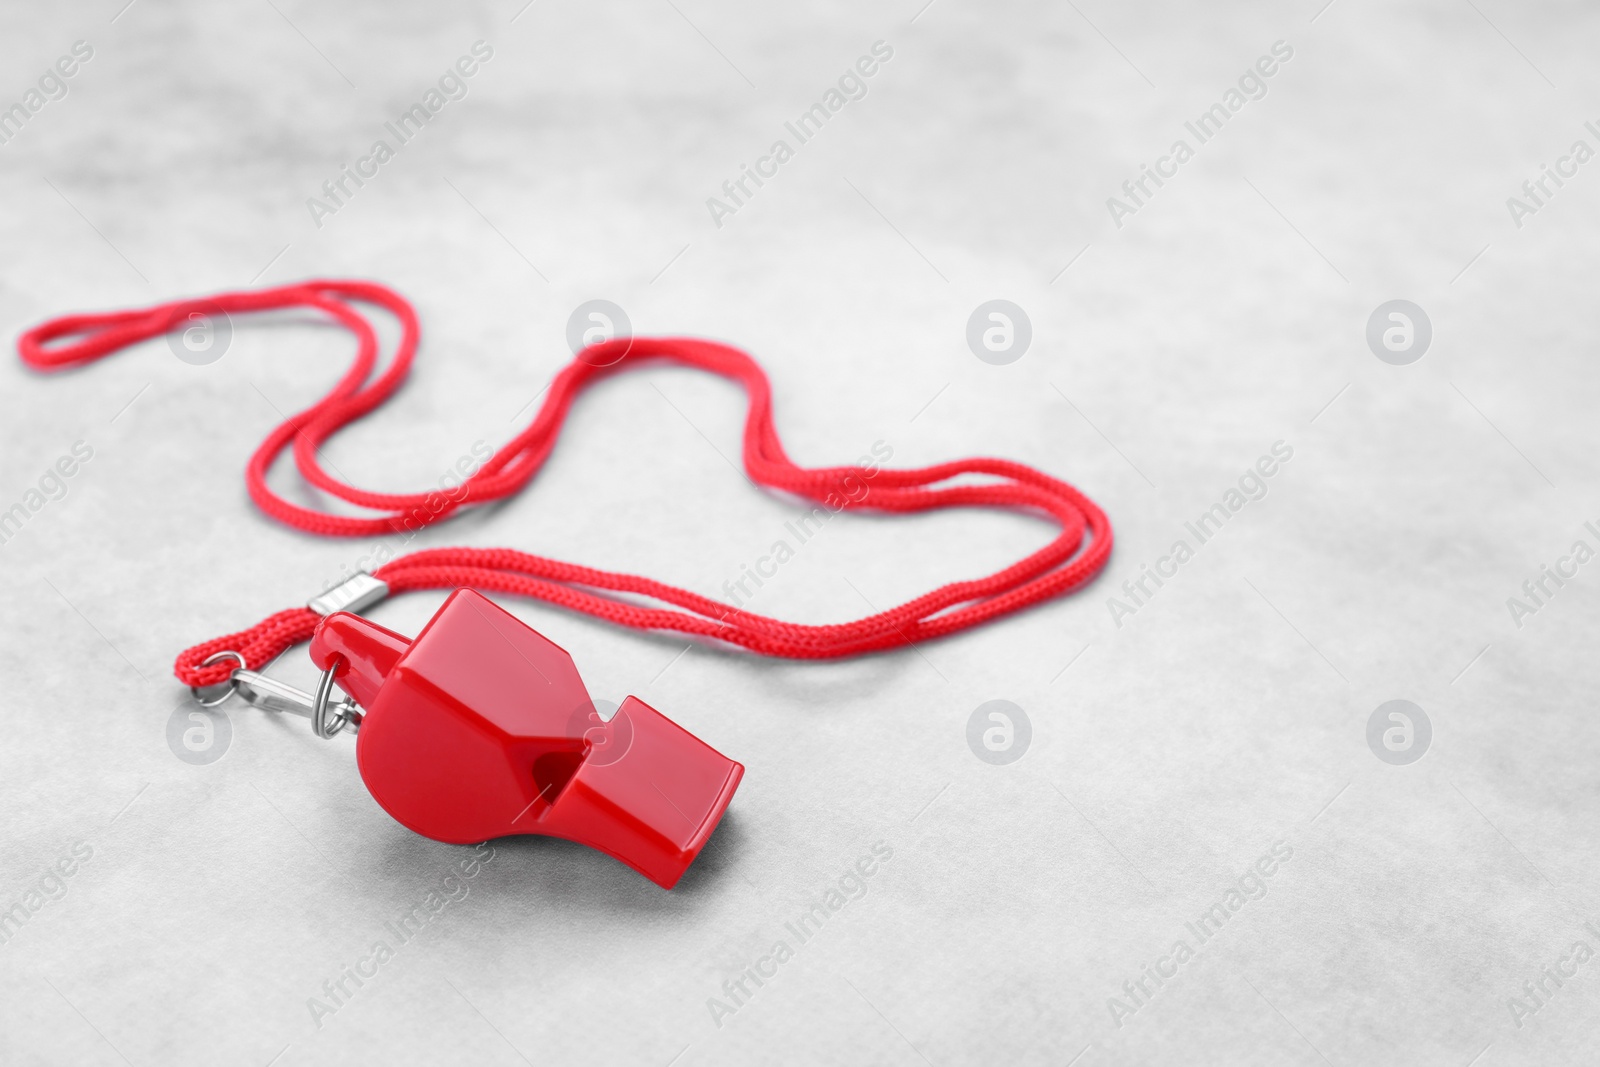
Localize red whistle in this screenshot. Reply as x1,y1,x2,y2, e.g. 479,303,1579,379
308,589,743,889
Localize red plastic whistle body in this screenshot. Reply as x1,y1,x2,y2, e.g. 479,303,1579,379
308,589,742,889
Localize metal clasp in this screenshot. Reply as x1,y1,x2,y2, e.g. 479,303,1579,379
191,650,362,738
309,571,389,617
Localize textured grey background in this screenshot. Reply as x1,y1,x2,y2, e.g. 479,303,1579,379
2,1,1599,1064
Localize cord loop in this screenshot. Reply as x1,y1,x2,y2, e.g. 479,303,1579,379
18,280,1114,685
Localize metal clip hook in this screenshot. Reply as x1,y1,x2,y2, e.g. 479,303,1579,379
191,650,362,738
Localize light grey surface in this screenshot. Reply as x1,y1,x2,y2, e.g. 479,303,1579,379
2,1,1599,1064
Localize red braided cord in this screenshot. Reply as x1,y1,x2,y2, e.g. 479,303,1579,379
18,280,1113,687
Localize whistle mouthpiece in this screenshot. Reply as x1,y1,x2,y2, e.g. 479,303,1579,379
309,590,743,889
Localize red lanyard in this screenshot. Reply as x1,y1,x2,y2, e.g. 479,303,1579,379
19,279,1112,688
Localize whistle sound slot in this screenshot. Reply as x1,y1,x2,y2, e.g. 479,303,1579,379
527,750,584,819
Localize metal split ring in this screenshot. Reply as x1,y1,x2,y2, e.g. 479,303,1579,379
190,650,246,707
312,658,356,739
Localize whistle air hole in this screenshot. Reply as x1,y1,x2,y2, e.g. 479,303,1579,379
530,750,583,812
